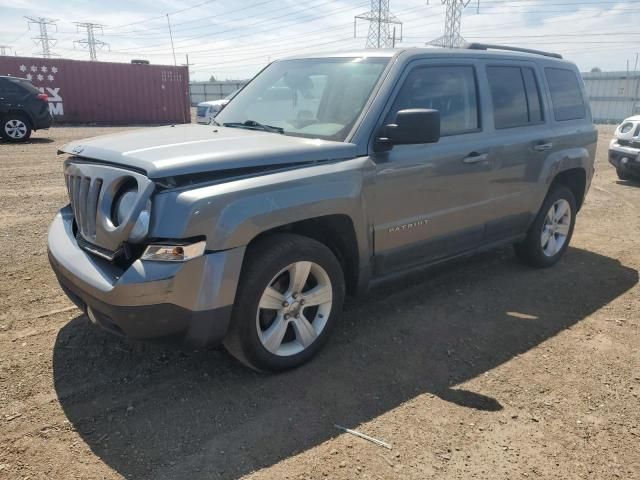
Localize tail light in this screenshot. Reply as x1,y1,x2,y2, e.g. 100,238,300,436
36,93,48,102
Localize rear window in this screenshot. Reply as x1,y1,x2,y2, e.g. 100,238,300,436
1,78,38,95
545,68,586,121
486,66,544,129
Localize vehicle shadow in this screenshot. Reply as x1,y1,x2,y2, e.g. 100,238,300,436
0,137,54,144
52,247,638,479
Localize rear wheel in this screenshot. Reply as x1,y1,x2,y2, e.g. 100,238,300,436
1,114,32,142
514,185,576,268
224,233,345,372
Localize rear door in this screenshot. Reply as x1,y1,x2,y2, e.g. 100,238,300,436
480,61,556,242
369,59,496,274
0,79,17,115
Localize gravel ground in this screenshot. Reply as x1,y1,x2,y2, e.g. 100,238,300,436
0,125,638,480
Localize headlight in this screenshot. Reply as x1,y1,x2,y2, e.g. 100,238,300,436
141,241,206,262
619,122,634,134
113,189,151,243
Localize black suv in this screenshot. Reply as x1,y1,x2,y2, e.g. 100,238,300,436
0,75,52,142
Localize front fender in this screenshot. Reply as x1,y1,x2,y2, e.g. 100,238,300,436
149,158,370,253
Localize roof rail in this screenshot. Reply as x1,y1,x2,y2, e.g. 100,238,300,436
464,42,563,59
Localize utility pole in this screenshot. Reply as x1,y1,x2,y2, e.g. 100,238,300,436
354,0,402,49
25,16,58,58
74,22,108,61
167,14,177,66
0,46,11,56
428,0,472,48
181,54,195,78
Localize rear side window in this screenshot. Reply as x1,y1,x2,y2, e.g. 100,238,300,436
388,65,479,136
487,66,543,129
0,79,27,95
545,67,586,121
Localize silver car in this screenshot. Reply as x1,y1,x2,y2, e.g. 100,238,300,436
48,45,596,371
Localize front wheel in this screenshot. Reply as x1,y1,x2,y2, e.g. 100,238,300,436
514,185,576,268
224,233,345,372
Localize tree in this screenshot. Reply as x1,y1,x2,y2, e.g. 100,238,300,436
590,67,602,73
209,75,217,82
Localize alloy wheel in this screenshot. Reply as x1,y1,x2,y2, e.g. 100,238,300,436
541,198,571,257
256,261,333,357
4,119,28,139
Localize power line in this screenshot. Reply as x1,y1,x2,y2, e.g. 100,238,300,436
106,0,219,30
428,0,472,48
113,0,366,52
74,22,108,61
25,16,58,58
355,0,402,48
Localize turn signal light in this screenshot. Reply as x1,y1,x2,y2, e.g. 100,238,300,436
141,241,206,262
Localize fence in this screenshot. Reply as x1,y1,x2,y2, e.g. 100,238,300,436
189,81,247,105
582,71,640,124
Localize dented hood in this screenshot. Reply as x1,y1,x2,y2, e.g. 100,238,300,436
60,124,358,178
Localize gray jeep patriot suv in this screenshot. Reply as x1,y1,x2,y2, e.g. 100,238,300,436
48,45,596,371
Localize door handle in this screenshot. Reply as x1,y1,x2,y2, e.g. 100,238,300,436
462,152,489,164
533,142,553,152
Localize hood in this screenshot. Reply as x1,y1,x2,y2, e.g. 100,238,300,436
60,124,358,179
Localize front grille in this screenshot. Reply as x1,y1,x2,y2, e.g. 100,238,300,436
65,173,103,242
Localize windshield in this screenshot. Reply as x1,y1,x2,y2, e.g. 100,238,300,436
215,57,389,141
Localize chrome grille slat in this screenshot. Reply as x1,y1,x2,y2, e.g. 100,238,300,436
86,178,102,238
78,177,90,235
72,176,81,231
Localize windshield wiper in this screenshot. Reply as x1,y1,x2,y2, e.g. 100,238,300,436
223,120,284,134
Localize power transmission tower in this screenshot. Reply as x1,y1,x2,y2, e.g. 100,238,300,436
428,0,472,48
0,45,12,56
25,16,59,58
74,22,108,61
354,0,402,49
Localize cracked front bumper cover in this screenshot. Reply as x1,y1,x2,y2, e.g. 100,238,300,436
47,206,245,347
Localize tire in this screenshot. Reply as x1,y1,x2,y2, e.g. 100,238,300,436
514,185,576,268
616,168,632,181
224,233,345,372
1,114,32,142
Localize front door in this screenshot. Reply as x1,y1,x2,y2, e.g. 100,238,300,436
369,61,494,275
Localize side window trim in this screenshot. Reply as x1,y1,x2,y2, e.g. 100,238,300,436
522,67,544,123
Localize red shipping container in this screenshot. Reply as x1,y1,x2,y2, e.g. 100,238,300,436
0,56,190,125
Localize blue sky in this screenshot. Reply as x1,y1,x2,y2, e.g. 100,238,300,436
1,0,638,80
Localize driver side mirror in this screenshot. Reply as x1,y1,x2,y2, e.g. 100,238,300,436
376,109,441,151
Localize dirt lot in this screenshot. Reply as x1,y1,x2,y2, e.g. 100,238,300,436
0,125,638,480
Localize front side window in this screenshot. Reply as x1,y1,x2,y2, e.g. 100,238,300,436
487,66,543,129
387,65,479,136
215,57,389,141
545,67,586,121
